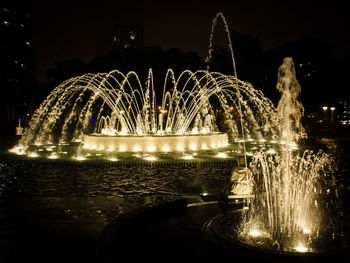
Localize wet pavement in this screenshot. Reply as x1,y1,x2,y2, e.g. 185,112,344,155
0,195,206,263
0,196,140,262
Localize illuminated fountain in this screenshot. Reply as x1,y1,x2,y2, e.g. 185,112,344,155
10,69,279,160
204,57,347,257
9,13,280,161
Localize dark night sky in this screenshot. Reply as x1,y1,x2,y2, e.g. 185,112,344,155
30,0,349,82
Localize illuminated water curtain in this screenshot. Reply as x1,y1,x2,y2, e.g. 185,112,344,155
11,69,278,156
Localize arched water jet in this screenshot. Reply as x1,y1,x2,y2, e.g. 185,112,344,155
206,12,250,168
10,69,279,158
10,12,280,161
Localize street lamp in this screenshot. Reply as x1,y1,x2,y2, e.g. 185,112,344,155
330,107,335,123
322,106,328,122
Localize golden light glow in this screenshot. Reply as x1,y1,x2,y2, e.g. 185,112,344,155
215,152,228,158
189,144,197,151
48,154,59,159
249,229,261,237
119,145,126,152
74,156,86,161
143,156,157,161
10,146,25,155
322,106,328,111
201,144,209,150
182,155,194,160
147,145,156,152
295,245,308,253
162,146,170,152
133,146,141,152
266,149,276,154
176,146,184,151
302,228,311,234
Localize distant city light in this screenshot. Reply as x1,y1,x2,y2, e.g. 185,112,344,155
322,106,328,111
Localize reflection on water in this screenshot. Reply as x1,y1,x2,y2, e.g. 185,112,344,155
0,138,349,232
0,157,233,254
0,159,232,199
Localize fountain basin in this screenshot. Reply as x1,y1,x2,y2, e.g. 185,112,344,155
203,210,349,262
83,133,228,152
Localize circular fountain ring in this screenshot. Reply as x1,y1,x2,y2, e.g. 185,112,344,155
83,132,228,152
202,211,346,262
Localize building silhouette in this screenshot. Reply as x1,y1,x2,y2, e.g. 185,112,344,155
0,4,35,125
113,24,143,50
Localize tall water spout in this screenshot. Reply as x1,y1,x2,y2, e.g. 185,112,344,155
238,57,335,253
276,57,307,146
